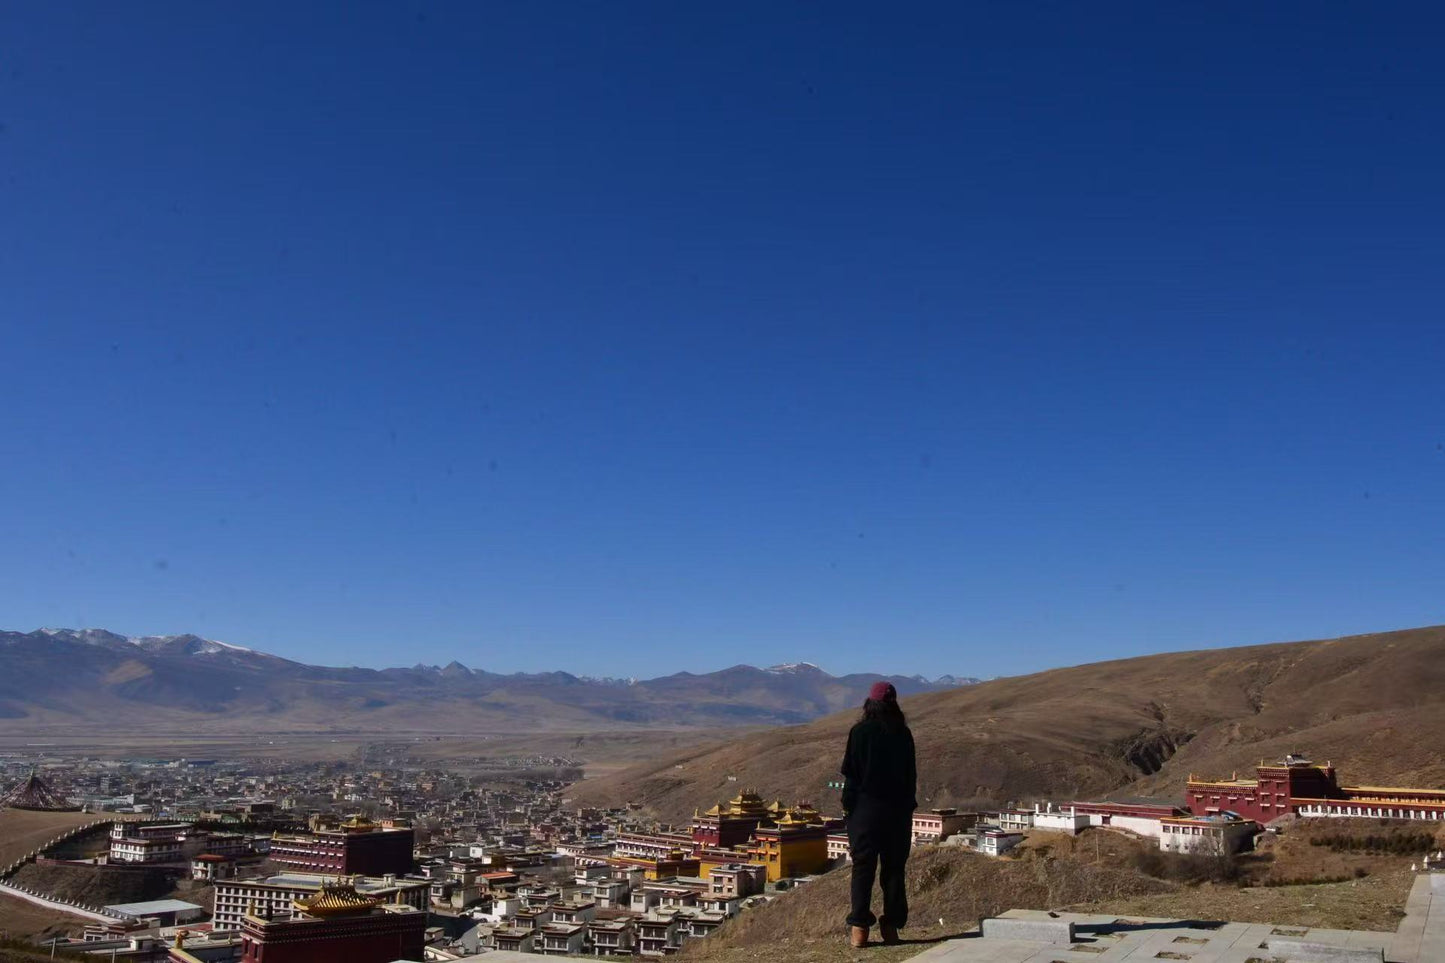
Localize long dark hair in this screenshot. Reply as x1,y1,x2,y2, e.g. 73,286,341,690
860,695,907,734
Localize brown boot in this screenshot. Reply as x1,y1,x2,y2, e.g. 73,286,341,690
878,923,899,944
849,925,869,948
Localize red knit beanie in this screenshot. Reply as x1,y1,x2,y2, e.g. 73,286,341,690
868,681,896,702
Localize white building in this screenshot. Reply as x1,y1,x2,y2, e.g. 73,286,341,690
912,808,977,844
108,822,189,864
1297,801,1445,821
588,918,635,956
211,872,428,930
1159,815,1256,855
993,809,1035,832
1032,804,1091,836
976,828,1025,857
492,924,535,953
636,911,682,956
538,921,587,955
102,899,205,926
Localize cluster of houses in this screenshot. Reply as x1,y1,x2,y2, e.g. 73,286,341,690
906,801,1257,859
16,752,1445,960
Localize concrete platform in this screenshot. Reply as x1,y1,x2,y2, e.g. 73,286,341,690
1386,873,1445,963
911,907,1401,963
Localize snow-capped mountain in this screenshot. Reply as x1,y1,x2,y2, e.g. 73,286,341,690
0,628,978,733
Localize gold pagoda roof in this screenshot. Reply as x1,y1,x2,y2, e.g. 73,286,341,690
293,879,382,917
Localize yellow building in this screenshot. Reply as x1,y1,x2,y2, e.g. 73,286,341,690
696,846,752,876
748,809,831,882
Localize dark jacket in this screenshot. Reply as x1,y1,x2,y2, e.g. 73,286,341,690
840,717,918,815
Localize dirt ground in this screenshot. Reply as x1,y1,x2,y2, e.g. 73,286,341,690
686,824,1428,963
1076,869,1414,933
0,811,100,870
0,894,84,944
0,810,137,944
686,845,1173,962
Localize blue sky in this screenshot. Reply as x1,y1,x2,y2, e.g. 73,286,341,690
4,3,1445,678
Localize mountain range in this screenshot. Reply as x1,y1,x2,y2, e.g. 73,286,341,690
0,628,978,732
572,624,1445,821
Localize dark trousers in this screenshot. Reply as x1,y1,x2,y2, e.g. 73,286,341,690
847,801,911,929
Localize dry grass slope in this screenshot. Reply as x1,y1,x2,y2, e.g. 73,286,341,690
0,896,81,945
685,846,1173,962
575,625,1445,822
0,811,100,870
684,827,1422,963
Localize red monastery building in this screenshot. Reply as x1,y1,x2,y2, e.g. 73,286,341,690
269,816,414,876
1187,754,1445,824
690,790,775,848
237,879,425,963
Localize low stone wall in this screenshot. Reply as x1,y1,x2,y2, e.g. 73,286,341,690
36,856,159,873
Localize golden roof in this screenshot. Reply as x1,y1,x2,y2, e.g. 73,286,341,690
294,879,382,917
339,815,376,831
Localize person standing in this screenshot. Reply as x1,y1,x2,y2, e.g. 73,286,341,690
840,680,917,948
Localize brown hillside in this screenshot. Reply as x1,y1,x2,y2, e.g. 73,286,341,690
0,896,81,944
0,811,102,870
685,834,1418,963
685,845,1173,963
8,863,173,909
572,625,1445,822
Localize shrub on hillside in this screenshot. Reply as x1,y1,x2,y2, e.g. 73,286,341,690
1306,831,1435,854
1130,849,1242,885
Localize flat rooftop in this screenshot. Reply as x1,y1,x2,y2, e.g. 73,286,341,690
243,873,422,892
104,899,203,916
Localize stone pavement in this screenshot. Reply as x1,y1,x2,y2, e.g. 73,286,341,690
909,906,1411,963
1386,873,1445,963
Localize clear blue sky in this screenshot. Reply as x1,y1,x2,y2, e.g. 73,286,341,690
4,3,1445,678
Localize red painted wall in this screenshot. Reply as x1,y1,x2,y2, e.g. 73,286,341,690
240,912,424,963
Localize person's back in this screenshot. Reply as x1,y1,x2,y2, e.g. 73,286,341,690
841,716,916,813
839,682,916,948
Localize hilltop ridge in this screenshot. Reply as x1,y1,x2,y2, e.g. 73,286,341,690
572,624,1445,821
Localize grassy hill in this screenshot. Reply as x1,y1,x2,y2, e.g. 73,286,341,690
683,823,1424,963
684,845,1173,963
0,811,102,871
573,625,1445,821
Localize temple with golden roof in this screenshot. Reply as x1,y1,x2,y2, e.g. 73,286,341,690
690,788,778,848
684,790,840,882
291,878,382,918
238,877,424,963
